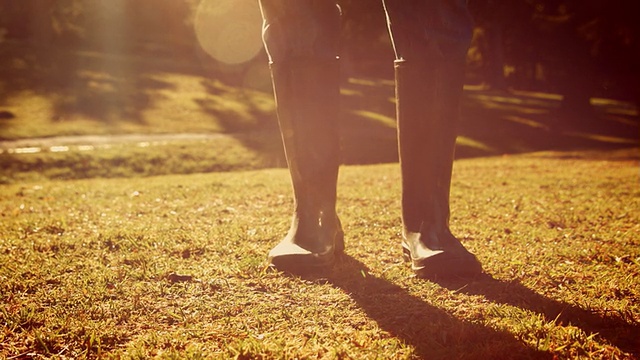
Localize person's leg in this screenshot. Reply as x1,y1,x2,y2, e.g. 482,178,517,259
259,0,343,273
383,0,481,277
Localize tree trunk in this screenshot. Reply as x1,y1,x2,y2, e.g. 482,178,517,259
486,26,508,91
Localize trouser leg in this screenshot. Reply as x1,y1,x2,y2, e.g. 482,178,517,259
383,0,481,277
259,0,343,273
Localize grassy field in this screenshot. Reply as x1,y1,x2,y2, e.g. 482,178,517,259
1,44,639,359
1,149,639,359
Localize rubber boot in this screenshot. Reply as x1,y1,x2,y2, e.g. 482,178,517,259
395,59,482,278
267,59,344,273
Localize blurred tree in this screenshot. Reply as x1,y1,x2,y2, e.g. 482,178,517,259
589,0,639,108
537,0,600,115
536,0,639,114
337,0,393,77
469,0,523,90
0,0,636,108
471,0,638,113
0,1,56,43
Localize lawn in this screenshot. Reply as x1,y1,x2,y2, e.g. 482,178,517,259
1,149,639,359
1,44,639,359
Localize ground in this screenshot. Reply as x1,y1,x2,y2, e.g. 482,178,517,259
0,46,639,359
1,148,638,359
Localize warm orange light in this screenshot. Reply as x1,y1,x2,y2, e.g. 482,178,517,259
194,0,263,65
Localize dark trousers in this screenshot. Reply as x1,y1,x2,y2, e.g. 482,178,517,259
258,0,473,64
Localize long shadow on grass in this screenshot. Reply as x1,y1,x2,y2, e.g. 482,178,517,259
434,274,640,357
458,89,639,157
327,256,550,359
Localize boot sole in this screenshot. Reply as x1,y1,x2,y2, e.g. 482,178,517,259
269,230,345,275
402,246,482,278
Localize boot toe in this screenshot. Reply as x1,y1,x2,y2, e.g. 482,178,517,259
268,241,338,274
403,245,482,278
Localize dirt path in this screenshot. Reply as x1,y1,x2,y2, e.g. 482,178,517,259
0,133,230,154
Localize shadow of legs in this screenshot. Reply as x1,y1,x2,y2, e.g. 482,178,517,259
323,256,549,359
433,274,640,357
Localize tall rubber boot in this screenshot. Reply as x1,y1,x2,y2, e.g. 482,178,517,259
266,59,344,273
395,58,482,278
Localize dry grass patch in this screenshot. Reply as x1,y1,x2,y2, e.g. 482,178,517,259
1,149,638,358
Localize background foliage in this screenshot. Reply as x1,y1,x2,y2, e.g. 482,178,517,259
1,0,638,112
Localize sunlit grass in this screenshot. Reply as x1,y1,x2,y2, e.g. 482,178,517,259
1,31,638,359
1,45,637,168
0,69,275,140
1,149,638,358
456,136,496,153
351,109,397,128
502,115,550,130
0,135,284,184
566,132,639,144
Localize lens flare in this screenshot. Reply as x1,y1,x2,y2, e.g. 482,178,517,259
194,0,263,65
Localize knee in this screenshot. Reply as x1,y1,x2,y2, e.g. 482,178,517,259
260,1,340,63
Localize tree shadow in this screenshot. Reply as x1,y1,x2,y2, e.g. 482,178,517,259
0,42,190,135
192,71,402,168
339,77,400,165
1,1,638,164
335,78,639,167
193,74,287,168
1,38,636,165
432,274,640,357
196,76,275,134
0,1,209,131
45,50,177,125
322,255,551,359
458,88,639,158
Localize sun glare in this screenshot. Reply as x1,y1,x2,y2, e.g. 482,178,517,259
88,0,130,53
194,0,263,65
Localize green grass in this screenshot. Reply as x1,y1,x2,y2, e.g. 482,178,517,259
0,134,285,183
2,44,638,187
1,149,638,359
1,42,639,359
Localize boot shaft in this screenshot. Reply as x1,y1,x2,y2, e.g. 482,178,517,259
394,59,466,233
269,60,341,212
